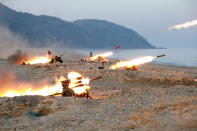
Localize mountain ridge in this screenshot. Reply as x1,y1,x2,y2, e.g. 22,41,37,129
0,2,155,49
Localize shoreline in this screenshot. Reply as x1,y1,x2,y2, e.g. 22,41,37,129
151,62,197,69
1,58,197,72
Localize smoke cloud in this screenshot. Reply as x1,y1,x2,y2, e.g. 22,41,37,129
8,50,29,64
0,26,86,61
0,26,29,58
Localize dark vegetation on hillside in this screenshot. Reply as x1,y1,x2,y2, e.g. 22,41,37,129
0,3,155,49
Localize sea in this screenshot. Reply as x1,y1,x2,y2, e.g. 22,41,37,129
0,48,196,68
78,48,197,67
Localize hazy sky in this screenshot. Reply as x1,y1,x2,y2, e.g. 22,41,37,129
1,0,197,48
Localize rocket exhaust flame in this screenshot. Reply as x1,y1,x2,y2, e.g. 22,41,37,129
168,19,197,30
0,71,91,97
67,72,90,95
89,52,114,61
0,71,65,97
110,56,155,70
110,55,165,70
8,50,52,65
60,72,102,97
25,56,51,65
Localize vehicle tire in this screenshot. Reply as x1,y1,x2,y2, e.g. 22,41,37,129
62,88,75,97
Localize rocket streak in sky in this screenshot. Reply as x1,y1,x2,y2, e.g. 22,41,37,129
168,19,197,30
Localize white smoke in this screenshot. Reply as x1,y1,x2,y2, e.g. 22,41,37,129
0,26,85,60
0,26,29,58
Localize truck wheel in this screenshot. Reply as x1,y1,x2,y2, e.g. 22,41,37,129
62,88,75,97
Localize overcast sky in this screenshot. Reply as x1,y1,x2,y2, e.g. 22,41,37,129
1,0,197,48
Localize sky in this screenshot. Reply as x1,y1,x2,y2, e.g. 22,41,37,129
1,0,197,48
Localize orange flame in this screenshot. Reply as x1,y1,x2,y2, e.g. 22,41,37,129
110,56,155,70
67,72,90,95
169,19,197,30
0,77,65,97
89,52,114,61
23,55,51,65
0,71,91,97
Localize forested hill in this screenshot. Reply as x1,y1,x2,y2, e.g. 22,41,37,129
0,3,155,49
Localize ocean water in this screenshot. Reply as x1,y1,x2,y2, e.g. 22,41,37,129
79,48,197,67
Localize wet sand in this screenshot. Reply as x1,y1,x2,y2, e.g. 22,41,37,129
0,59,197,130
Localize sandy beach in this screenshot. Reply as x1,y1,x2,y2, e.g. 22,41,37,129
0,59,197,130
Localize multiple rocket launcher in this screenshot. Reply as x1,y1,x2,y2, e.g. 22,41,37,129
58,53,165,97
0,48,165,98
109,54,165,70
18,45,165,70
7,18,197,98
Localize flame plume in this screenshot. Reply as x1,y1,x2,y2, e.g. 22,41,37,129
110,56,155,70
169,19,197,30
89,52,114,61
8,50,52,65
0,71,90,97
0,76,65,97
67,72,90,95
24,56,51,65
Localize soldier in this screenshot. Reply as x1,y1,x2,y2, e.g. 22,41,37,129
49,53,64,63
99,61,105,69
